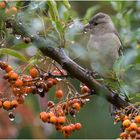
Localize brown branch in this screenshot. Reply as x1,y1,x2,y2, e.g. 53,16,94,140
11,20,129,109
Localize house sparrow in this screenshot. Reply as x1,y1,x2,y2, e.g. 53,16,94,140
84,12,123,77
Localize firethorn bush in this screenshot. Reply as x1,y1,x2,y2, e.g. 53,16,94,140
0,0,140,139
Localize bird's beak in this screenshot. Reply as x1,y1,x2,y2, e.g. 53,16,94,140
83,23,92,33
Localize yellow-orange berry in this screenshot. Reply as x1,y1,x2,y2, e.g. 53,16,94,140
122,119,131,128
3,100,12,110
29,67,39,78
135,115,140,123
15,79,23,87
50,116,58,124
55,89,63,99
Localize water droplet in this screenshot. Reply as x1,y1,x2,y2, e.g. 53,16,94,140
9,112,15,121
1,44,4,47
19,22,22,25
85,98,90,102
38,87,43,92
71,41,75,44
84,31,87,34
24,93,28,96
56,78,62,81
15,34,21,40
69,24,74,29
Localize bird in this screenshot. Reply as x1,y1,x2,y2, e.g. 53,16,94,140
83,12,123,78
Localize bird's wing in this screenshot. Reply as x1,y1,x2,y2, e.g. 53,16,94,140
113,30,123,56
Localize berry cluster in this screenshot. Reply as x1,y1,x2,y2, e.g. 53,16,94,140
40,97,89,137
114,106,140,139
0,60,91,137
0,1,17,15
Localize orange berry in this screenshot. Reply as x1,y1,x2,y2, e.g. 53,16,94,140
122,119,131,128
47,79,54,88
11,100,18,108
51,78,58,85
10,6,17,14
58,116,66,124
130,122,138,130
40,112,48,122
0,100,3,108
69,123,75,131
17,96,25,104
22,75,33,86
130,130,137,138
10,72,18,80
22,87,33,94
29,67,39,78
75,123,82,130
5,8,10,14
3,100,12,110
122,115,128,121
15,79,23,87
81,86,90,94
0,2,6,8
137,127,140,133
5,65,13,73
135,115,140,123
120,132,127,138
73,102,81,111
55,89,63,99
0,62,8,70
126,126,131,131
137,134,140,139
23,37,31,44
55,125,63,131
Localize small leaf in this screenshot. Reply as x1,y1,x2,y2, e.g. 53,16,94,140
63,0,71,9
47,0,59,21
10,43,29,50
0,48,27,62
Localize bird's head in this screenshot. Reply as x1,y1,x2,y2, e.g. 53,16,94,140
84,12,115,34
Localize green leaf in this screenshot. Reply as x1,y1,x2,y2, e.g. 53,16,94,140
63,0,71,9
10,43,29,50
47,0,59,21
0,48,27,62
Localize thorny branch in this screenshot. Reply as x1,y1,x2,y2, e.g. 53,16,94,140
10,20,129,109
